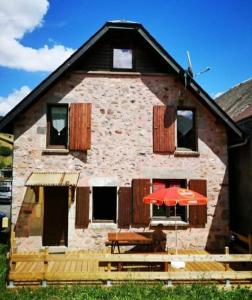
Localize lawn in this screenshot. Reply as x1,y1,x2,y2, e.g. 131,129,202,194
0,245,251,299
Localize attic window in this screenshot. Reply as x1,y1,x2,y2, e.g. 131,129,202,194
113,48,133,69
177,109,197,151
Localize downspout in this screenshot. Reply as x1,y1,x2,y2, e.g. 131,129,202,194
228,136,249,149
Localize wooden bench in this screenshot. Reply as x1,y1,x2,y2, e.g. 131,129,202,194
106,232,153,254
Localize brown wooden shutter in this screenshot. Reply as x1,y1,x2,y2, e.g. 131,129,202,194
118,187,132,228
75,187,90,228
153,105,175,153
189,179,207,228
132,179,151,226
69,103,91,150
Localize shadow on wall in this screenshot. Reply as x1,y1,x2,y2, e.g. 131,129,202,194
13,74,87,165
15,187,42,238
141,75,228,164
141,76,230,251
205,170,230,252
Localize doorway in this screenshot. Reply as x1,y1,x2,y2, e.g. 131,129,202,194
43,187,68,246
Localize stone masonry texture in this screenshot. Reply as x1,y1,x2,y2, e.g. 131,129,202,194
12,72,229,252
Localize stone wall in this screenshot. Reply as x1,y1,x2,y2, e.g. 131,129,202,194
12,72,229,252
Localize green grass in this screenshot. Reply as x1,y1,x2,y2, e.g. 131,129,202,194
0,244,251,300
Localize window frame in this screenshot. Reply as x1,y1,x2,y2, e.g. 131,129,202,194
111,46,135,71
151,179,189,224
176,106,197,152
46,103,69,149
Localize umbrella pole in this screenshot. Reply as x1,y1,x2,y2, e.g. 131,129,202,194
175,205,178,254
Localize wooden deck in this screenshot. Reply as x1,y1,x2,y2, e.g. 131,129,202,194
8,248,252,287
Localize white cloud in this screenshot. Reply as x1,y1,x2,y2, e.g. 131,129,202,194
212,91,224,99
0,0,75,72
0,86,31,116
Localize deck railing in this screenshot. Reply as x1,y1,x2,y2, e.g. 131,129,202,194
7,226,252,286
8,247,252,286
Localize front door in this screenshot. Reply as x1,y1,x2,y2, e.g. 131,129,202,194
43,187,68,246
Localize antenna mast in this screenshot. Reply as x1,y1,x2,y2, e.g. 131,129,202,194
187,51,194,77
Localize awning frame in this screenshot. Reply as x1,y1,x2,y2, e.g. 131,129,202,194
25,172,80,187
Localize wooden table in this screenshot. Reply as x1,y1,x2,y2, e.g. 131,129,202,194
107,232,153,254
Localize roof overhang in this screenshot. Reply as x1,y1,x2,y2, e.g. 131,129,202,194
25,172,79,187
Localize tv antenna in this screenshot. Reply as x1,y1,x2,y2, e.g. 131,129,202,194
184,50,210,89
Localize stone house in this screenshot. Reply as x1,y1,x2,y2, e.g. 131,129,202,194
0,21,244,252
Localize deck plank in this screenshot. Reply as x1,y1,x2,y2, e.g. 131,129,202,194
8,249,252,285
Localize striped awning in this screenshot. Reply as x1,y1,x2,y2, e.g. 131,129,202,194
25,172,79,187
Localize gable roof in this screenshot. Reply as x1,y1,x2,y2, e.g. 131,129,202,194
216,78,252,121
0,21,244,140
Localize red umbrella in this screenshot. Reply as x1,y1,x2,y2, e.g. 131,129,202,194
143,186,207,206
143,186,207,253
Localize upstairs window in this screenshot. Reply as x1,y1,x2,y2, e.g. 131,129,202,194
46,103,92,151
177,109,196,151
47,105,68,148
113,48,133,69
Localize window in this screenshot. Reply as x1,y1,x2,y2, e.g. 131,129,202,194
177,109,196,151
92,187,117,223
47,105,68,148
152,179,187,222
46,103,91,151
113,48,133,69
153,204,187,222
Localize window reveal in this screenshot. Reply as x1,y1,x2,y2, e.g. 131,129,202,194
177,109,196,151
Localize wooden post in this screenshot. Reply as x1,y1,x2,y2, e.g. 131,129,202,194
107,262,111,272
10,224,17,254
117,263,123,271
8,224,17,287
42,247,49,285
39,186,44,203
10,258,16,272
225,246,229,271
68,187,72,207
164,262,171,272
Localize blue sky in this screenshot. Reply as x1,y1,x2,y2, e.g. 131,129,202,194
0,0,251,115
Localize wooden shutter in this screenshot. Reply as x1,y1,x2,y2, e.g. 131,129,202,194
75,187,90,228
153,105,175,153
132,179,151,226
189,179,207,228
118,187,132,228
69,103,91,150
